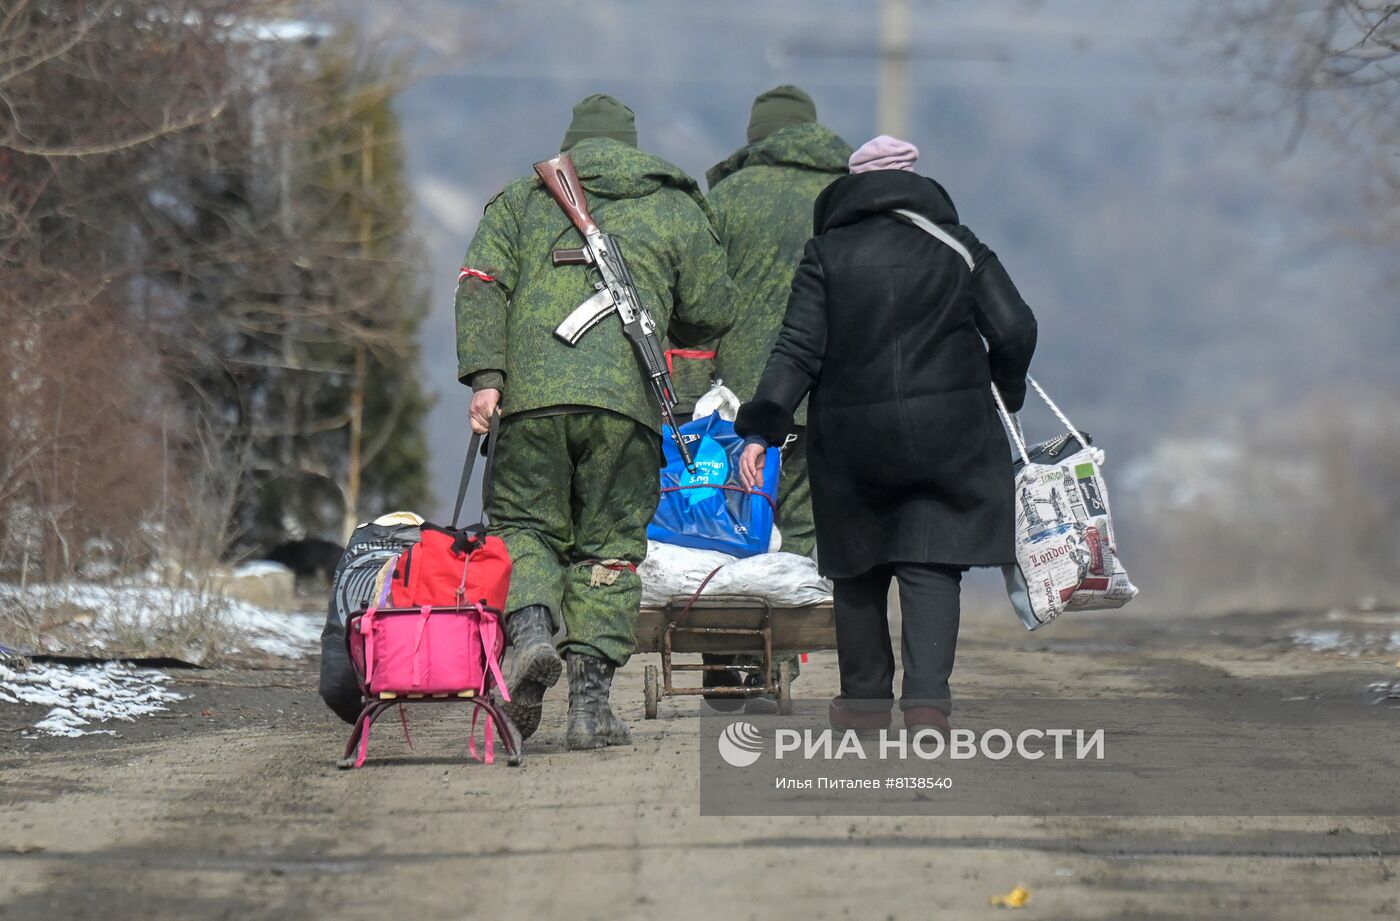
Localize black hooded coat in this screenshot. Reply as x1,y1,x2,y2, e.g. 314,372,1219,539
735,170,1039,578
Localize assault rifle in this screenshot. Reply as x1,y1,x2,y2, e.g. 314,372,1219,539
533,153,697,472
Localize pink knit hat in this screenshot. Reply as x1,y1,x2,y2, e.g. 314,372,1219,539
849,135,920,173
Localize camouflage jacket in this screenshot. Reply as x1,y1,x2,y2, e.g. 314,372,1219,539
705,123,851,426
455,137,737,434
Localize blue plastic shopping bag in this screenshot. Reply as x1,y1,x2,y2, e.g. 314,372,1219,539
648,414,781,558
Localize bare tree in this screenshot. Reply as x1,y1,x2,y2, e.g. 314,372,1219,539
1194,1,1400,239
0,1,430,581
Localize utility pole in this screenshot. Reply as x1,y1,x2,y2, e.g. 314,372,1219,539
344,121,372,541
878,0,911,138
787,0,1006,141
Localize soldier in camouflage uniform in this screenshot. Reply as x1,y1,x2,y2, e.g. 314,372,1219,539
702,86,852,709
708,86,852,556
455,95,736,750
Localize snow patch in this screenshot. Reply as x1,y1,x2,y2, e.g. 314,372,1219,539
0,661,184,737
225,601,322,659
0,581,321,660
232,560,295,578
1291,628,1400,656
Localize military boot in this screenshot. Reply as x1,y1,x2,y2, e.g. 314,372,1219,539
499,605,562,740
565,653,632,750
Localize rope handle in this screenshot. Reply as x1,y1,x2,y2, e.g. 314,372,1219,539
674,564,728,627
1026,375,1091,457
992,376,1101,468
990,383,1032,466
659,482,779,514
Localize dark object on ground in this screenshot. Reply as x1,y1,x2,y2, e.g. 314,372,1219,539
31,654,202,669
266,539,345,585
701,659,746,712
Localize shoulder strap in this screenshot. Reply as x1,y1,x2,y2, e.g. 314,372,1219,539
893,208,975,272
450,411,500,529
897,208,1084,459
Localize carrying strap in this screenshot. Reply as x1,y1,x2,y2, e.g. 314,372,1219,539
451,410,500,529
360,574,396,688
990,377,1095,468
893,209,975,271
411,605,433,688
478,608,509,702
469,703,495,765
355,720,372,768
1025,377,1091,456
990,383,1032,466
895,208,1092,466
468,610,509,766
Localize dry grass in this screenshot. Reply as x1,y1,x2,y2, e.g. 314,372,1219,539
104,587,239,664
0,580,239,665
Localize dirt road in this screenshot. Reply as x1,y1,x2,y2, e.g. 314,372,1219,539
3,605,1398,920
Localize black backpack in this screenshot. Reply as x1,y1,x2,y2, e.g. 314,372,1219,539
319,516,423,723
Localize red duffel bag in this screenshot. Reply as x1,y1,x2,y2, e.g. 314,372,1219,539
387,523,511,613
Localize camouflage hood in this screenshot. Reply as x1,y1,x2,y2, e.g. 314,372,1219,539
705,122,852,190
562,137,714,222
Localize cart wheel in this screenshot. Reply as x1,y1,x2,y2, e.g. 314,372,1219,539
644,664,659,719
776,660,794,716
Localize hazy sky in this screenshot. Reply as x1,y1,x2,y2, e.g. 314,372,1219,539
382,0,1396,522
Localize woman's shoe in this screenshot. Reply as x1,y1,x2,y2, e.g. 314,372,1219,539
903,706,951,736
828,697,893,732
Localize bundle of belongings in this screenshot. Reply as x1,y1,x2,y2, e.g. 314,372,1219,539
640,540,830,607
644,383,832,606
320,420,524,767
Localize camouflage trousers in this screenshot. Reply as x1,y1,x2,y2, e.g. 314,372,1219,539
487,410,659,667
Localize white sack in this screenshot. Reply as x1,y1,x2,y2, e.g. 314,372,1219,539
692,381,741,422
640,541,832,608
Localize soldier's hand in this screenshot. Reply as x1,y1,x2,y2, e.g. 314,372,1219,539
470,388,501,434
739,442,766,491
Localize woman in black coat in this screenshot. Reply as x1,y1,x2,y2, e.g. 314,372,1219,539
736,135,1037,733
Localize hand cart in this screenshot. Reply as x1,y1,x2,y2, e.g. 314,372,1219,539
634,593,836,718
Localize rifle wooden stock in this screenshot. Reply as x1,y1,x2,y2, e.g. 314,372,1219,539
533,154,599,236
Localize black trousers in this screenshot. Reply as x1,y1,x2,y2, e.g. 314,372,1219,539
832,562,964,711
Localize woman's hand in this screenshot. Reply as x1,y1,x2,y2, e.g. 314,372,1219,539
739,442,767,490
470,388,500,434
